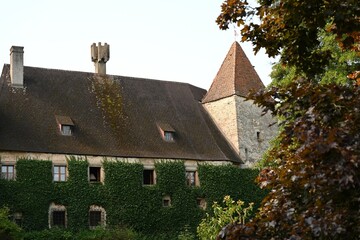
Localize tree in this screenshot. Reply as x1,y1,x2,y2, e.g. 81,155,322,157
216,0,360,239
270,24,360,86
216,0,360,79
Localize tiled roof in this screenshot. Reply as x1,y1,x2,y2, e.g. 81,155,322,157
202,42,265,103
0,64,241,163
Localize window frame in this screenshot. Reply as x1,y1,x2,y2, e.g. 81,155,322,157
53,165,67,182
89,166,102,183
1,165,15,180
143,169,155,185
185,170,199,187
49,203,67,229
89,205,106,229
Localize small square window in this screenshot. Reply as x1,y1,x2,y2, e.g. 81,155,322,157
143,169,155,185
162,195,171,207
53,165,67,182
61,125,72,136
89,167,101,182
197,198,207,210
52,211,66,228
164,131,174,142
1,165,15,180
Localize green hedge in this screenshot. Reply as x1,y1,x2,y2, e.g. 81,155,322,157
0,157,265,236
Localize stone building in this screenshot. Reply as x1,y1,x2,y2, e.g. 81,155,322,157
0,42,277,229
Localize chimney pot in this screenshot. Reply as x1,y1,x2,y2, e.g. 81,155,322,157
10,46,24,87
91,42,109,75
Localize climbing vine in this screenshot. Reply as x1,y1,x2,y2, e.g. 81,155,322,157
0,158,264,237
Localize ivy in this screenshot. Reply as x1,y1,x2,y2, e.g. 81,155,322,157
0,158,264,237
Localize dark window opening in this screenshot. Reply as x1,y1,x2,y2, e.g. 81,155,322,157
89,211,102,227
52,211,66,227
162,196,171,207
143,169,154,185
256,131,260,140
89,167,101,182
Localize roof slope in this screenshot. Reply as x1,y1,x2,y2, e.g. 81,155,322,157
202,42,265,103
0,64,240,163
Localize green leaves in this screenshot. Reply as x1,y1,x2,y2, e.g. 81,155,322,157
217,0,360,78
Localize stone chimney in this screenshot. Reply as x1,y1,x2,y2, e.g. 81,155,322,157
91,42,109,75
10,46,24,87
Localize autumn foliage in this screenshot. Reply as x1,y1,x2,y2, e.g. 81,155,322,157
218,79,360,239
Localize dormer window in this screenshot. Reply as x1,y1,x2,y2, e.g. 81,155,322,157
157,123,175,142
55,115,74,136
164,131,174,141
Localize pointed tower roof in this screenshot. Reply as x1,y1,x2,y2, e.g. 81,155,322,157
202,42,265,103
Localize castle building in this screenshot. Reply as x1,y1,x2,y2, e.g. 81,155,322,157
0,42,277,229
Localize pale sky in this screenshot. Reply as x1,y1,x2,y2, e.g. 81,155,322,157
0,0,275,89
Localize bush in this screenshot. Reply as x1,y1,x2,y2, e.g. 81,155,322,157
197,196,253,240
0,207,22,240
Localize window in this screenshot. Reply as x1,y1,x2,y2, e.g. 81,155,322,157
89,205,106,229
197,198,207,210
164,131,174,141
1,165,15,180
53,165,66,182
49,203,67,228
52,211,66,227
89,211,101,227
256,131,262,142
186,171,197,186
157,122,176,142
162,195,171,207
13,212,23,226
55,115,74,136
61,125,72,136
143,169,155,185
89,167,101,182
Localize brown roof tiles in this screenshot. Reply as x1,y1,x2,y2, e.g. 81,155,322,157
202,42,265,103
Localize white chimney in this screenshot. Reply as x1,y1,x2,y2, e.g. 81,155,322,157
10,46,24,87
91,42,109,75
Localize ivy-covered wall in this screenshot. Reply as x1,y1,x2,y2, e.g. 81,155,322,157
0,157,265,236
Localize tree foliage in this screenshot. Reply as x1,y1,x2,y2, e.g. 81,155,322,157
219,79,360,239
217,0,360,78
270,24,360,86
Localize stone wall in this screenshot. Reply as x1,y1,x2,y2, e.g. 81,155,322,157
204,95,277,167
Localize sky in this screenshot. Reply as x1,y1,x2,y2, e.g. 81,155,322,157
0,0,276,89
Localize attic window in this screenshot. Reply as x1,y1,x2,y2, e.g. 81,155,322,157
55,115,74,136
157,123,175,142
